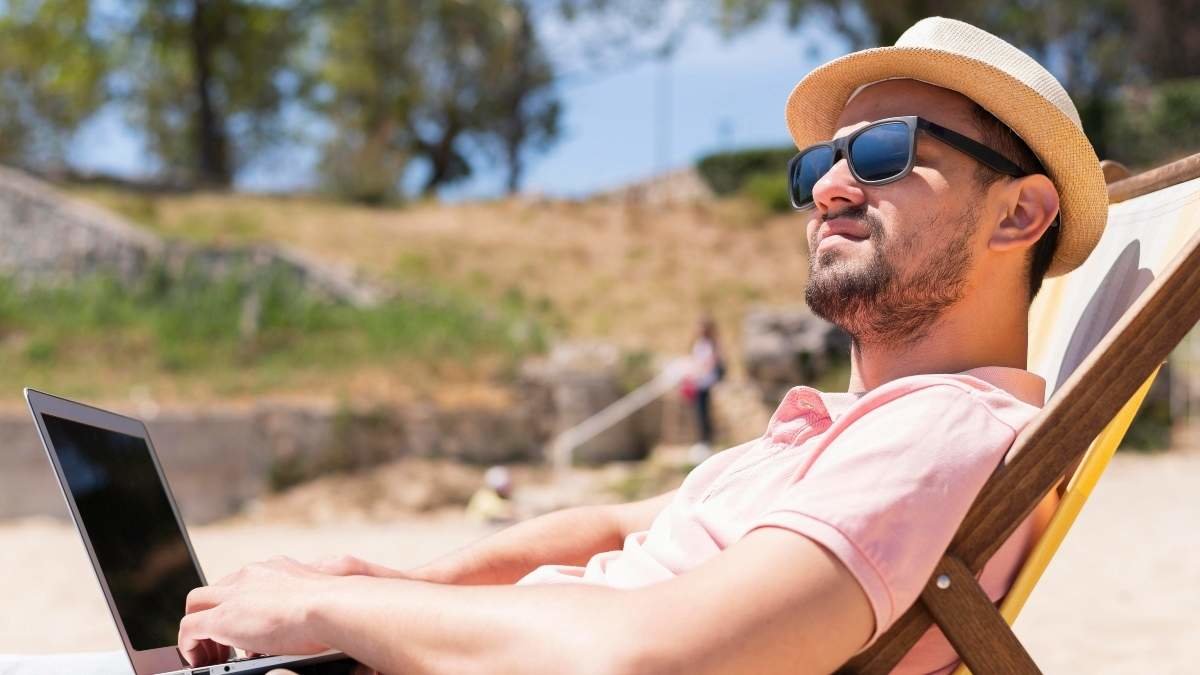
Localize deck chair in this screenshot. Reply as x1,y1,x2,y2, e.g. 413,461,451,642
835,151,1200,674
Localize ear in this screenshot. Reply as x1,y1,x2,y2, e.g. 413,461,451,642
987,173,1059,253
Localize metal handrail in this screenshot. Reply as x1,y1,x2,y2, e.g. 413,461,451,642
549,357,691,474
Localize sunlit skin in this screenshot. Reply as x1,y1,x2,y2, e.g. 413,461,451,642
807,79,1060,392
176,79,1059,675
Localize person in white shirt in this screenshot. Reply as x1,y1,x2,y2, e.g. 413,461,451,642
687,315,724,461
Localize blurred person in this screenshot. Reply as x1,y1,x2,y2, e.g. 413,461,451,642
153,17,1106,674
683,315,724,462
465,465,516,524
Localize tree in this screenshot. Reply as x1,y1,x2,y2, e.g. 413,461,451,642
0,0,107,170
119,0,309,187
312,0,422,203
314,0,564,200
406,0,502,196
479,1,561,193
714,0,1200,166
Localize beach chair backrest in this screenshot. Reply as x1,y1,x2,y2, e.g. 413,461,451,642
845,153,1200,675
1029,170,1200,395
947,162,1200,674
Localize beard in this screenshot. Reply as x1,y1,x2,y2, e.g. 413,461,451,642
804,201,978,348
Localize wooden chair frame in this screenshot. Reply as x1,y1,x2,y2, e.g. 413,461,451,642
835,152,1200,674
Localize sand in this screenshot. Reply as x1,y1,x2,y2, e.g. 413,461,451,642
2,450,1197,672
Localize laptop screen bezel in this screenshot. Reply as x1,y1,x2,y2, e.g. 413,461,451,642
25,388,206,675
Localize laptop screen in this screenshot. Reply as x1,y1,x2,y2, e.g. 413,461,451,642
42,413,203,651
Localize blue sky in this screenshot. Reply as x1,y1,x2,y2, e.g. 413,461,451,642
69,11,851,200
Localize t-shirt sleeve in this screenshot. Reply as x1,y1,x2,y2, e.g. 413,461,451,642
750,383,1021,647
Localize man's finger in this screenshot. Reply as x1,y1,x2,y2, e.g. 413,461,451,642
179,611,219,666
266,554,302,570
179,610,232,667
311,554,366,576
185,585,223,614
214,565,248,586
203,639,231,668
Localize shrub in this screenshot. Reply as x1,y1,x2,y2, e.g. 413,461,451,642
741,172,792,213
1107,78,1200,169
695,146,795,196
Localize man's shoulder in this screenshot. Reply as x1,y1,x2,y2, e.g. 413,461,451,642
851,371,1043,433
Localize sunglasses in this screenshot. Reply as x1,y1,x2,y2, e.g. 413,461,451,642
787,115,1028,210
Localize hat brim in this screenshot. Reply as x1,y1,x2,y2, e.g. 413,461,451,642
785,45,1108,277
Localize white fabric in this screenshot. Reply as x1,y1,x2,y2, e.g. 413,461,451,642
690,338,719,390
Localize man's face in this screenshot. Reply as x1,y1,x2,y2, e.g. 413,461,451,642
803,79,994,346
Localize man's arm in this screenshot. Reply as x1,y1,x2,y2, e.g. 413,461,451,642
180,526,873,674
319,491,677,585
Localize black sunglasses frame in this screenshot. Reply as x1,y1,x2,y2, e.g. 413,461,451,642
787,115,1029,210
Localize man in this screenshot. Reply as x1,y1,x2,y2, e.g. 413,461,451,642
179,17,1107,674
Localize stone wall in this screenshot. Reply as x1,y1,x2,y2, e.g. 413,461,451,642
0,165,162,287
0,165,384,306
742,306,851,405
0,399,546,524
518,343,662,464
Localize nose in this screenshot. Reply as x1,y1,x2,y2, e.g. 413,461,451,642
811,157,867,217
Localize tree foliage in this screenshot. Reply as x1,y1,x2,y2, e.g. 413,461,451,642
314,0,562,201
0,0,107,168
10,0,1193,196
119,0,310,187
0,0,565,195
716,0,1200,168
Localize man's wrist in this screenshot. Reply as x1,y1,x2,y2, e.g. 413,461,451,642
302,574,366,650
407,561,453,584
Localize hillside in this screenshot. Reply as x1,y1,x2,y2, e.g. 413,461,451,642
3,184,809,404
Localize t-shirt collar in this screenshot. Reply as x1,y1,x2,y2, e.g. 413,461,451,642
769,366,1047,436
957,366,1046,407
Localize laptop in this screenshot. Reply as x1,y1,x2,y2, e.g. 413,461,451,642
24,388,348,675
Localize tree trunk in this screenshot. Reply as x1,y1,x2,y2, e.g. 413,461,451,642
502,3,534,195
505,141,524,195
419,118,463,196
421,140,455,196
189,0,231,187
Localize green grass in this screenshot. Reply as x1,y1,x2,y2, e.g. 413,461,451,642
0,265,547,401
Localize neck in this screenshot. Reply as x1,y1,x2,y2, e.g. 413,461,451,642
844,288,1030,393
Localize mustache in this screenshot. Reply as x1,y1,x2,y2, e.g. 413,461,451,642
822,204,869,223
816,205,885,239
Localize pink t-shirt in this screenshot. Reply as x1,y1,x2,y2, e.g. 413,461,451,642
519,366,1046,674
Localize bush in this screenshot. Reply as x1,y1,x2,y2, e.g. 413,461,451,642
318,137,408,205
695,146,795,196
741,172,792,213
1107,78,1200,169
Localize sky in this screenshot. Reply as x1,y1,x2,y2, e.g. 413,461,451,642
68,10,851,201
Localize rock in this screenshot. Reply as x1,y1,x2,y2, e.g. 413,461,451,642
518,342,654,464
742,306,851,405
0,164,386,306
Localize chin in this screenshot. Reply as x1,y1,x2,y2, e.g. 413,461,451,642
812,251,863,275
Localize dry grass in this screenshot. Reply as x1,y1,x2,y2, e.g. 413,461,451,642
67,187,811,362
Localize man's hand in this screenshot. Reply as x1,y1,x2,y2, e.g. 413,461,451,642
306,555,413,579
179,556,331,666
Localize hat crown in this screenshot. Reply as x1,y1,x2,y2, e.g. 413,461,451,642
894,17,1082,129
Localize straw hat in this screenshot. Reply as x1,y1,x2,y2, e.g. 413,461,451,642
785,17,1107,277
